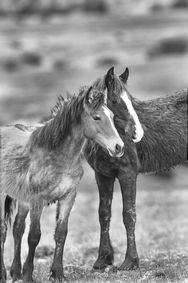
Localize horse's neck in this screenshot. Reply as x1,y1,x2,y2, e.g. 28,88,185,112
57,126,85,162
29,115,85,162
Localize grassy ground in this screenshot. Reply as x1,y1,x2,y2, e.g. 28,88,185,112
4,163,188,283
1,4,188,283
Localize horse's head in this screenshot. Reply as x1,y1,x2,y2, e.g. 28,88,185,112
82,86,124,157
104,67,144,142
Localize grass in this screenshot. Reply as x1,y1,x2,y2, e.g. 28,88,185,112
4,164,188,283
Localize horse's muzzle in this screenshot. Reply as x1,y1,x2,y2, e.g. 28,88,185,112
132,125,144,143
115,143,124,156
108,143,124,158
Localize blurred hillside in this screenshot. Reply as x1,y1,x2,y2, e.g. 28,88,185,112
0,0,188,125
0,0,188,16
0,0,165,15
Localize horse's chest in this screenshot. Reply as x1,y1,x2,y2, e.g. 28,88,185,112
47,169,83,203
92,149,120,177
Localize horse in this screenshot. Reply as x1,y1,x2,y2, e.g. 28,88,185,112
0,86,125,283
83,67,188,271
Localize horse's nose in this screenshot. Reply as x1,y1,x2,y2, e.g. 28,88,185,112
115,144,124,155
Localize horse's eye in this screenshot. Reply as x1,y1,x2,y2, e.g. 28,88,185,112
92,115,101,121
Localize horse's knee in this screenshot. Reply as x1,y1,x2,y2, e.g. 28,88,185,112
28,226,41,247
13,217,26,238
99,205,111,223
54,220,68,242
123,208,136,228
0,219,7,243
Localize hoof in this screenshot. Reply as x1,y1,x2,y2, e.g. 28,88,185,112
49,274,67,282
118,256,139,271
0,277,6,283
50,266,67,282
22,275,35,283
0,264,7,283
93,254,114,271
10,268,22,282
22,264,34,283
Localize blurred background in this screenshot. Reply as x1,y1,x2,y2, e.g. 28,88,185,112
2,0,188,282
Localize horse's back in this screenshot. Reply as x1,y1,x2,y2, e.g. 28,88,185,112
0,124,33,201
136,88,188,172
1,124,32,149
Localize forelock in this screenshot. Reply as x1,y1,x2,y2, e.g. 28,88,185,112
88,88,105,110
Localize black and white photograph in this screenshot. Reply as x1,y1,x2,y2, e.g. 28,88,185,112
0,0,188,282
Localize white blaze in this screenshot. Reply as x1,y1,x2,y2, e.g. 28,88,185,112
102,106,124,157
102,106,119,137
121,91,144,142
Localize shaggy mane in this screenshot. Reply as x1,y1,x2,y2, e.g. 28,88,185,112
30,86,105,150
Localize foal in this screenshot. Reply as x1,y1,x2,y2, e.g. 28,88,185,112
0,86,124,283
84,67,187,271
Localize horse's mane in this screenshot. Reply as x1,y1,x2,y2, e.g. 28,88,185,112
30,86,105,150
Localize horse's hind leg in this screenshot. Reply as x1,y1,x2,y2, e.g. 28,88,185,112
50,188,77,282
93,172,115,270
0,194,7,283
10,202,29,282
22,197,44,282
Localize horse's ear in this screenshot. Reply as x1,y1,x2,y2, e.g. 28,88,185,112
85,86,93,105
105,66,114,89
119,67,129,84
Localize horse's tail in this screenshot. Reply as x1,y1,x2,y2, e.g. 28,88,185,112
5,196,16,225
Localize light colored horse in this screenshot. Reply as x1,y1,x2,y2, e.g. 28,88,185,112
0,86,124,283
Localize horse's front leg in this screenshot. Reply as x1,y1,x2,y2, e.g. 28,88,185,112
22,197,44,283
93,172,115,270
118,169,139,270
50,188,77,282
0,194,7,283
10,202,29,282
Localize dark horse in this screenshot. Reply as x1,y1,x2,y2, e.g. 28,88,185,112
84,67,188,271
0,86,125,283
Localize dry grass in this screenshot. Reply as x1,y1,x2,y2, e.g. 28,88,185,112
4,163,188,283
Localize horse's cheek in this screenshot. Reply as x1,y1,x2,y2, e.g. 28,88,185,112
83,121,96,139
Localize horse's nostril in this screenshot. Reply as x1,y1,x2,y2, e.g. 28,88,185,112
115,144,121,153
132,125,136,139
